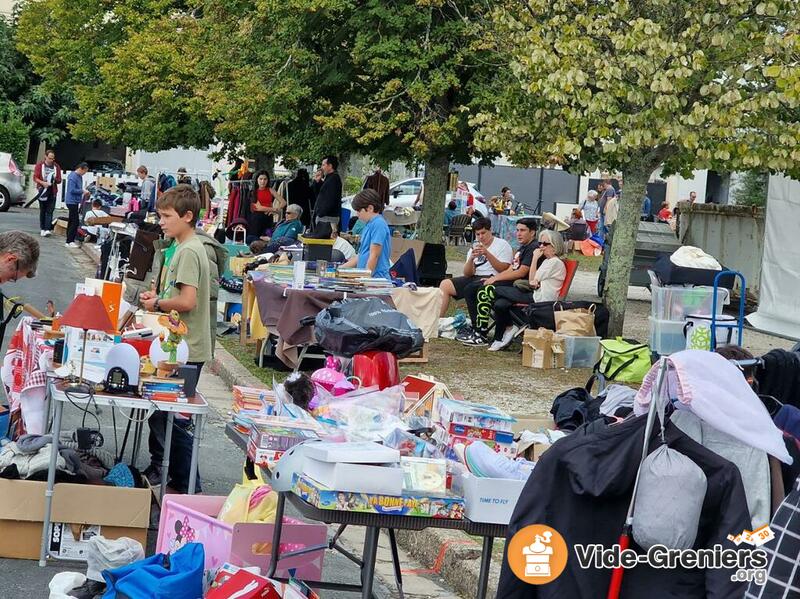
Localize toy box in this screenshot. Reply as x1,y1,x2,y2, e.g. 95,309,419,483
461,473,526,525
436,398,515,432
249,423,319,451
156,495,326,581
293,474,464,520
246,440,284,468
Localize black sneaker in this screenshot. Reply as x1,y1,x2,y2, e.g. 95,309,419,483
460,332,488,346
455,326,475,341
143,465,162,486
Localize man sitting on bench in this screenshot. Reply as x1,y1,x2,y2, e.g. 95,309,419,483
440,217,512,331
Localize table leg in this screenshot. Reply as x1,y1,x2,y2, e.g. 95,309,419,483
267,492,287,578
188,414,203,495
132,409,146,468
361,526,380,599
39,399,63,567
387,529,405,599
476,536,494,599
160,412,174,501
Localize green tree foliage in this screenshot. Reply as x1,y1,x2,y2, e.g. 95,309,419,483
286,0,502,242
0,107,31,164
1,14,71,150
733,172,769,207
476,0,800,335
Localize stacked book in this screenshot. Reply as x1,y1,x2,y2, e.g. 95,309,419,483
232,385,274,414
141,377,186,402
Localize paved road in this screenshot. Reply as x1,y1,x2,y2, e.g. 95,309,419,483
0,208,394,597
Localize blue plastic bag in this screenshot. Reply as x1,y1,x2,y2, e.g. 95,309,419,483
103,542,204,599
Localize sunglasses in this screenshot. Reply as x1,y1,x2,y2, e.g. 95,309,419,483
540,241,552,247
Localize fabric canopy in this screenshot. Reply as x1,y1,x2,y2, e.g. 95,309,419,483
747,175,800,340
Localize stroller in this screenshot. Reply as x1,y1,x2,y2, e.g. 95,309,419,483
304,297,425,388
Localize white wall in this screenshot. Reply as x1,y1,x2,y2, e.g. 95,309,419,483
666,170,707,206
126,146,232,178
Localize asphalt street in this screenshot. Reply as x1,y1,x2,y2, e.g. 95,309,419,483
0,207,390,598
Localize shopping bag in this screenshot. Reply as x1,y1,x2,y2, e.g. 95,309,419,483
553,302,596,336
103,542,204,599
596,338,651,383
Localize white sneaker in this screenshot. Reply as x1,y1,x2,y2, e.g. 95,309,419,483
40,230,46,237
44,230,52,237
488,341,505,351
66,242,80,248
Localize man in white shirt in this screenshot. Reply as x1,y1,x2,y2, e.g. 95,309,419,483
439,217,513,321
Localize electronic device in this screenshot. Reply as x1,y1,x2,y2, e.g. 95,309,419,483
178,364,199,398
104,366,130,394
103,343,141,393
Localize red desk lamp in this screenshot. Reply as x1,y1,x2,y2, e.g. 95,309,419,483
59,294,115,390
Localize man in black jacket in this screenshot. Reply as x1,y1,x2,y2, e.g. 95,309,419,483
313,155,342,232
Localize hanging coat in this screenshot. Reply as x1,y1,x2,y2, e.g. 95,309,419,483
497,415,752,599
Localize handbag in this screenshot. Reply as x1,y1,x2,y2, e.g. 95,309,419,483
553,302,596,336
596,337,651,383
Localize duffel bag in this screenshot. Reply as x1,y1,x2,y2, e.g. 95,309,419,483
596,337,651,384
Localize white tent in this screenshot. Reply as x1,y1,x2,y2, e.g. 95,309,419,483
746,174,800,340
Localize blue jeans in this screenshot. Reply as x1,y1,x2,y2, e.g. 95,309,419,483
147,362,203,493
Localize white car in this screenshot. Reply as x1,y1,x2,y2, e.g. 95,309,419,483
0,152,26,212
342,177,488,216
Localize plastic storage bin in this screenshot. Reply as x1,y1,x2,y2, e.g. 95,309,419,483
649,279,729,321
649,317,687,356
564,336,601,368
156,494,326,581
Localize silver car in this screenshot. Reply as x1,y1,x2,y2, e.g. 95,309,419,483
0,152,26,212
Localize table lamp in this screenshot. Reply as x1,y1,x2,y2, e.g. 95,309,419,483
59,293,115,391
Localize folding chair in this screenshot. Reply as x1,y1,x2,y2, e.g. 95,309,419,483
508,258,579,333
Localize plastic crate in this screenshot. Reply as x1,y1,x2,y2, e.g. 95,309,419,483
648,317,687,356
564,336,601,368
650,279,729,321
156,494,326,582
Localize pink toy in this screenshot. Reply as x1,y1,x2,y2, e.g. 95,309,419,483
157,494,326,581
332,378,357,396
311,367,345,392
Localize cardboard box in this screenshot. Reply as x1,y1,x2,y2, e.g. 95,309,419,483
302,458,404,495
390,239,426,266
53,218,68,237
461,473,526,525
293,474,464,519
0,479,150,560
522,328,565,369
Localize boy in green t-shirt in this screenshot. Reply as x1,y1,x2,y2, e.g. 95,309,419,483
140,184,211,493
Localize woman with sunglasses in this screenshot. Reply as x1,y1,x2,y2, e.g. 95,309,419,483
529,229,566,303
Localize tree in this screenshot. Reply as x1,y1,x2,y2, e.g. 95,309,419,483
0,107,30,164
299,0,502,242
733,172,769,207
475,0,800,335
1,13,71,151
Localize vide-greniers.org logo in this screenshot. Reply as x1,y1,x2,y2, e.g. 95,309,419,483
509,524,770,586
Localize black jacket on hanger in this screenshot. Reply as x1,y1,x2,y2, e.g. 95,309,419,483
287,171,314,229
314,171,342,221
756,349,800,407
497,415,751,599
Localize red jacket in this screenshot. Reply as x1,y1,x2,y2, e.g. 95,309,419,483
33,160,62,189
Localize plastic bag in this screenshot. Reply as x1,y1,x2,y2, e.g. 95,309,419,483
312,385,407,441
86,536,145,582
217,483,278,524
103,542,204,599
384,428,440,458
314,297,425,358
49,572,86,599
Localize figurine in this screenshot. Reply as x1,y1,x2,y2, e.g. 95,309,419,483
155,310,188,375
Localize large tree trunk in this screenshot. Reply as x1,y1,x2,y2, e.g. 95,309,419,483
417,155,449,243
254,153,274,178
603,167,653,336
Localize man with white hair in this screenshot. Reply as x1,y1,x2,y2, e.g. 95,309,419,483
580,189,601,233
0,231,39,283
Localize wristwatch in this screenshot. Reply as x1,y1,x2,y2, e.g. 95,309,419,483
154,298,161,312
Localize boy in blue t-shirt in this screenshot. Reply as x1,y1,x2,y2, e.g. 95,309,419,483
343,189,392,279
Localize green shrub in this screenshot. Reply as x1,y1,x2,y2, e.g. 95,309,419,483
344,175,363,196
0,106,30,165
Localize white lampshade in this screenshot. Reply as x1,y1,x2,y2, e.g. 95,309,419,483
149,338,189,365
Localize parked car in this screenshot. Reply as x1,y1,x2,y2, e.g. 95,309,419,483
0,153,26,212
83,159,127,174
342,177,488,216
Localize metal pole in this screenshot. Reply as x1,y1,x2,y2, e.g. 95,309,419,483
188,414,203,494
537,167,545,215
361,527,380,599
267,492,287,578
39,399,64,566
160,412,174,501
476,536,494,599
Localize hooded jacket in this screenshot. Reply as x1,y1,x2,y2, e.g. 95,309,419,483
497,415,751,599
